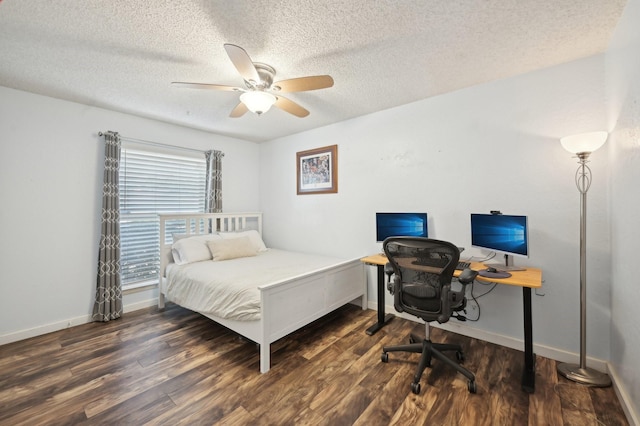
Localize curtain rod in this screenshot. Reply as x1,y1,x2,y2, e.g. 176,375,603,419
98,132,223,156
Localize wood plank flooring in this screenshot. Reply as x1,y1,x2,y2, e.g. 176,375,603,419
0,303,629,425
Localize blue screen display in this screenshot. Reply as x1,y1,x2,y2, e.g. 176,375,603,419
376,213,428,242
470,213,528,257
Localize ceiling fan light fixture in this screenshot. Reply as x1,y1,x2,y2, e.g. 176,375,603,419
240,91,277,115
174,44,332,118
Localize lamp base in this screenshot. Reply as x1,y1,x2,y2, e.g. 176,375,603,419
557,362,611,387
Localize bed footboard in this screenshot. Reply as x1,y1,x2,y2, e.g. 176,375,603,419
257,258,366,372
199,258,367,374
158,212,367,374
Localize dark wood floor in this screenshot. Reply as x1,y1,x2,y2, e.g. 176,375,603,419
0,303,629,425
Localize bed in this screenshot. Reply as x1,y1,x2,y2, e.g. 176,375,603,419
158,212,367,373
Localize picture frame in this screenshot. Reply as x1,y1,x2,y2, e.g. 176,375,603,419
296,144,338,195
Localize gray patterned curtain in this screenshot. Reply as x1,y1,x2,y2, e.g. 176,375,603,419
93,131,123,322
205,150,223,213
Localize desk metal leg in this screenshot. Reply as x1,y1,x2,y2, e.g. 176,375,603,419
522,287,536,393
366,264,394,335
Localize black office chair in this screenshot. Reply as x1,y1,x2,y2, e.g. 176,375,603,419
381,237,479,394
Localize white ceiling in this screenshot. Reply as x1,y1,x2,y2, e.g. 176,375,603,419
0,0,627,143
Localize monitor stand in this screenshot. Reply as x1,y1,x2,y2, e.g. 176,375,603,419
484,254,526,271
483,263,526,272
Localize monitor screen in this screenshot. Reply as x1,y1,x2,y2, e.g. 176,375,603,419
470,213,529,257
376,212,428,242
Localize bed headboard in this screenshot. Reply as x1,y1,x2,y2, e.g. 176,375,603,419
158,212,263,279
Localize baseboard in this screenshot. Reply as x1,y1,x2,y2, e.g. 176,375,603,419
123,298,158,313
0,313,93,346
0,298,159,346
608,363,640,426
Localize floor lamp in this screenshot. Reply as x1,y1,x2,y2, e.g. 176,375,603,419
557,131,611,387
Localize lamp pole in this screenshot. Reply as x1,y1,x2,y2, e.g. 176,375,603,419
557,136,611,387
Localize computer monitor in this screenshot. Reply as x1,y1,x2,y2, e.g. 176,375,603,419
470,213,529,258
376,212,428,242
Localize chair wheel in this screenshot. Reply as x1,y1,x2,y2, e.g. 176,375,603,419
381,352,389,363
456,351,465,362
468,380,477,394
411,382,421,394
409,336,417,344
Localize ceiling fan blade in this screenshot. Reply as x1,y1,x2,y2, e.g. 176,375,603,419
171,82,240,91
274,75,334,93
224,44,260,83
274,96,310,118
229,102,248,118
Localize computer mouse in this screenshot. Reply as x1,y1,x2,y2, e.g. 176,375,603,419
486,267,498,273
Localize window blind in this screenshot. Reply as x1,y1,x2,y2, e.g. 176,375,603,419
119,147,206,286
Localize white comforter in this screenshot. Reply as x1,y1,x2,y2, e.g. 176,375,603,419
165,249,349,321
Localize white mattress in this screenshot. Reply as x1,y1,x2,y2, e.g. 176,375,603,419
164,249,349,321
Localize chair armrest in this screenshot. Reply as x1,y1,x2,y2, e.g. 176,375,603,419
385,262,395,293
384,262,394,277
439,270,477,323
438,283,453,323
458,268,478,285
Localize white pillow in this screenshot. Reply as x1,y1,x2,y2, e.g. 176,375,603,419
171,234,222,265
207,237,258,261
219,229,267,252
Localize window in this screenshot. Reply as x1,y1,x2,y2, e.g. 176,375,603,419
119,146,206,288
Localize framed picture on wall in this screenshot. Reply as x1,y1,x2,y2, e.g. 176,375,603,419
296,144,338,195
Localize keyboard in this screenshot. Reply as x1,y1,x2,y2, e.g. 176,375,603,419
456,261,471,271
412,259,471,270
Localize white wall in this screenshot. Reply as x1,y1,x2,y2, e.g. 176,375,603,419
0,86,260,341
259,55,612,362
606,0,640,422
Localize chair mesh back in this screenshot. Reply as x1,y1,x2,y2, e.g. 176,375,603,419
383,237,460,322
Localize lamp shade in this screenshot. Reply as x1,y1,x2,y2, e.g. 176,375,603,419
560,131,608,154
240,91,277,115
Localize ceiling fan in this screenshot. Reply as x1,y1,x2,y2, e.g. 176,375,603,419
171,44,334,118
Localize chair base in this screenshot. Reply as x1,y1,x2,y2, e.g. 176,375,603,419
382,333,477,394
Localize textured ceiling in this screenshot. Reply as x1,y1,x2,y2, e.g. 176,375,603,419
0,0,627,142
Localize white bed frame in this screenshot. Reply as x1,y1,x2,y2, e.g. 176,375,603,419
158,212,367,373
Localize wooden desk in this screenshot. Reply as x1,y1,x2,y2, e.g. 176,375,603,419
360,254,542,393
